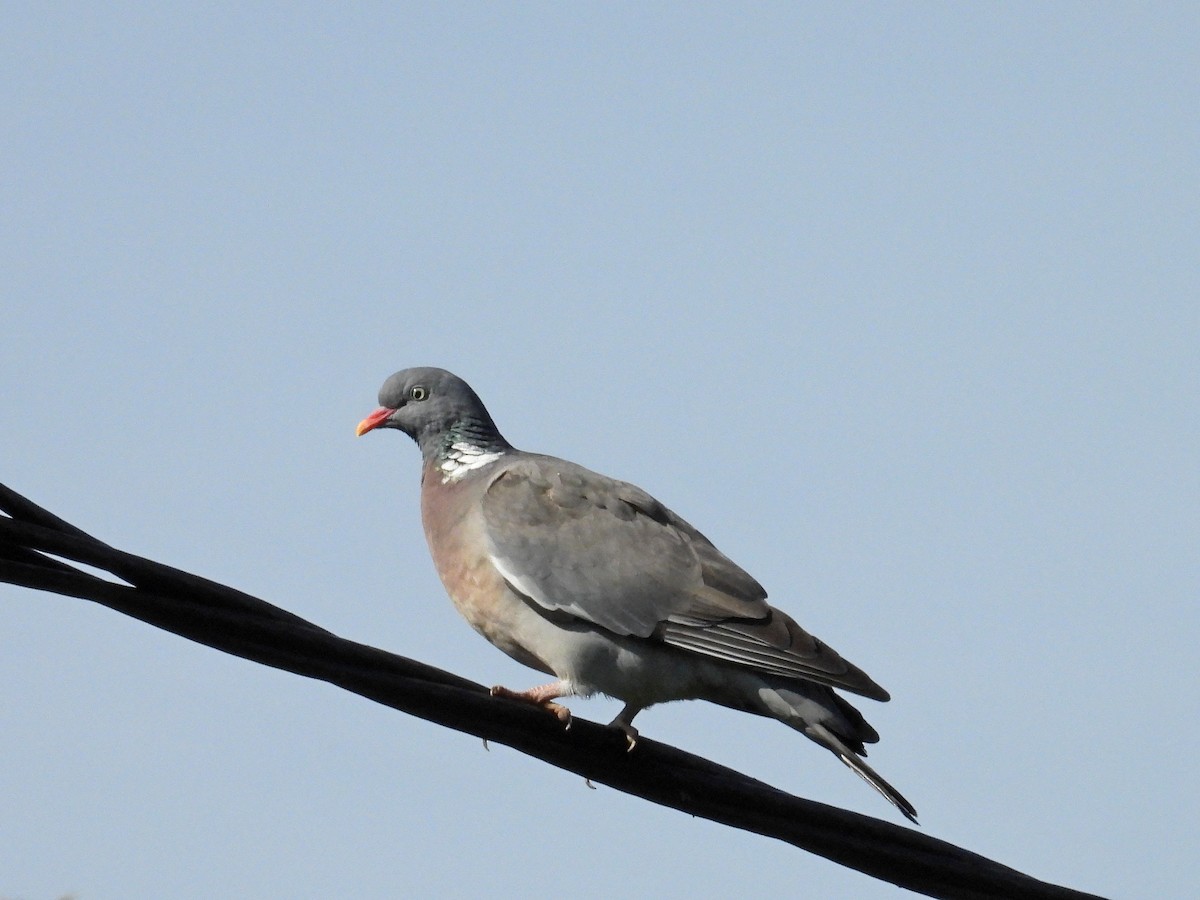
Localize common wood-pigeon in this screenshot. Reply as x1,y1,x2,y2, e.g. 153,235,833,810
357,367,917,822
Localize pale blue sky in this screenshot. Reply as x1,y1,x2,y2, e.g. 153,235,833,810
3,4,1197,898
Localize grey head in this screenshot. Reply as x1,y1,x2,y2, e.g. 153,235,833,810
356,367,511,462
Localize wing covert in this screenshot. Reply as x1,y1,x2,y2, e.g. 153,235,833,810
481,457,765,637
480,455,888,699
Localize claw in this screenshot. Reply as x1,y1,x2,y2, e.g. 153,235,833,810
544,700,572,729
609,702,642,752
490,683,573,731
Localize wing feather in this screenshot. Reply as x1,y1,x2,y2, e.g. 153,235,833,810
481,455,888,699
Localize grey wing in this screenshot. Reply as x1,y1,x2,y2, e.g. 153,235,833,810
480,457,757,634
481,457,889,700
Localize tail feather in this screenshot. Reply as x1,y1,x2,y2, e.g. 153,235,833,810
713,674,917,823
806,721,919,823
829,690,880,749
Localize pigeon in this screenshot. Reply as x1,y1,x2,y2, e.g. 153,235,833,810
357,366,916,821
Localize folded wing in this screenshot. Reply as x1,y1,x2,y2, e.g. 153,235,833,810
481,456,888,700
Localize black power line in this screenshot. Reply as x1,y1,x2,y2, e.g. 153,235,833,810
0,482,1106,900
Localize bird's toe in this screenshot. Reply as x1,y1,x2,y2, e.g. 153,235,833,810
490,684,572,731
608,705,641,751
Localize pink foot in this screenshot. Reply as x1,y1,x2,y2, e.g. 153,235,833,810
491,683,572,729
610,702,642,751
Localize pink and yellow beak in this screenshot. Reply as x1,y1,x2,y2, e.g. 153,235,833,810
355,406,395,436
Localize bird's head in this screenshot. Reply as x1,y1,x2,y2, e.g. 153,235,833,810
356,367,508,459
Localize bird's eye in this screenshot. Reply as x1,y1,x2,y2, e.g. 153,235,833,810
410,386,428,401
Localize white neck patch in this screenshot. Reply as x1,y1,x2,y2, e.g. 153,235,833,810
439,441,504,482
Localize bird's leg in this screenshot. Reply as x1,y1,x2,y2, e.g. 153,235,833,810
490,681,573,729
609,703,642,752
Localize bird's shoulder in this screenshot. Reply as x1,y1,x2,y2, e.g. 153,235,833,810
482,451,768,618
484,452,674,528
